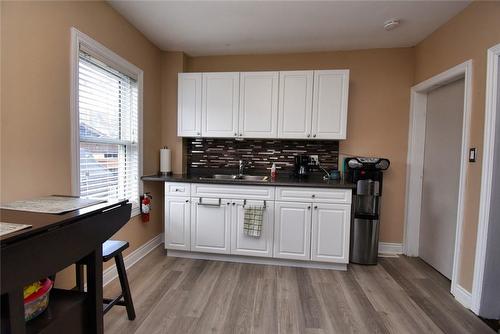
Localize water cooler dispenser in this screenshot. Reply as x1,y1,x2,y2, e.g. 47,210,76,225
345,157,390,265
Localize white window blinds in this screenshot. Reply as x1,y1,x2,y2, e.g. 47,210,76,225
78,49,140,210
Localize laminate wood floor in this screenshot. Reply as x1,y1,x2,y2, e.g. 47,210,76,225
103,248,493,334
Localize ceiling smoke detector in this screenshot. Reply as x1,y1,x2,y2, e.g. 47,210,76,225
384,18,401,31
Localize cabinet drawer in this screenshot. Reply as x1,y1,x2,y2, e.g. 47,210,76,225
276,187,351,204
165,182,191,196
191,183,274,200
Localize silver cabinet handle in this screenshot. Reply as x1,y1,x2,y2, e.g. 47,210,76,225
198,198,221,207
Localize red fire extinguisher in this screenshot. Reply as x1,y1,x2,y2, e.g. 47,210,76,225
140,193,152,223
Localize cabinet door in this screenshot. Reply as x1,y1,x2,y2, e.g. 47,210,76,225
312,70,349,139
202,72,239,137
311,203,351,263
165,197,191,251
231,200,274,257
239,72,279,138
273,201,311,260
191,197,231,254
278,71,313,139
177,73,202,137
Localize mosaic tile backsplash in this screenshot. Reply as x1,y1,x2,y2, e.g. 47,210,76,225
185,138,339,175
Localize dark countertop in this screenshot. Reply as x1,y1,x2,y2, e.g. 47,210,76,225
142,173,356,189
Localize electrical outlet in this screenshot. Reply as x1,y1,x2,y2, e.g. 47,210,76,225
310,155,319,165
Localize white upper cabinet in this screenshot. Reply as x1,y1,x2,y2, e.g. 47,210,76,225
177,73,202,137
278,71,314,139
202,72,240,138
178,69,349,140
312,70,349,139
239,72,279,138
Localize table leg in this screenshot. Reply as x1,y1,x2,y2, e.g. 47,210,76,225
85,246,103,334
6,289,26,334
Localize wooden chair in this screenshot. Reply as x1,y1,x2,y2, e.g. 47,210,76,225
76,240,136,320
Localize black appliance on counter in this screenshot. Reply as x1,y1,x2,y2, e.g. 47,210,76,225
345,157,390,265
294,155,312,178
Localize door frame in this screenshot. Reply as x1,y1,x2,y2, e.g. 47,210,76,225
472,43,500,314
403,60,472,306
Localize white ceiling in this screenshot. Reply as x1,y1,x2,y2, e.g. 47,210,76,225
108,0,470,56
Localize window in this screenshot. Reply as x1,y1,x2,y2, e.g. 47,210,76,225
71,29,142,215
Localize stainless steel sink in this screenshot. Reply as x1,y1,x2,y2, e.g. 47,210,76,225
199,174,268,182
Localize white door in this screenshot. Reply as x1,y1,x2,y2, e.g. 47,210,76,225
419,78,465,279
274,201,311,260
177,73,202,137
165,197,191,251
278,71,313,139
231,200,274,257
191,197,231,254
311,203,350,263
312,70,349,139
239,72,279,138
202,72,239,137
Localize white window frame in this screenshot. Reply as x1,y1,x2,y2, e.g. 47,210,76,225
70,27,143,217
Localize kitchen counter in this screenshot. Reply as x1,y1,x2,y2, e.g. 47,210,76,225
141,173,356,189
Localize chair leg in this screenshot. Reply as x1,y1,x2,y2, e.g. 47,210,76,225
75,263,85,292
115,254,135,320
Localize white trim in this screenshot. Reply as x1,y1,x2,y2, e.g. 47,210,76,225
403,60,473,309
167,250,348,271
103,233,163,287
378,242,403,255
70,28,143,217
454,284,472,309
472,43,500,314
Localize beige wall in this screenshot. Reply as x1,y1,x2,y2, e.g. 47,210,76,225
1,1,164,288
181,48,415,243
415,1,500,291
161,52,186,173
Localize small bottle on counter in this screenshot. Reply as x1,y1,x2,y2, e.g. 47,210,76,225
271,163,277,180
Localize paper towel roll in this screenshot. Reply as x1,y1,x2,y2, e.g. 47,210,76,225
160,148,172,175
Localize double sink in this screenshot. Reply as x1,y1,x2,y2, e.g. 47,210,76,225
199,174,269,182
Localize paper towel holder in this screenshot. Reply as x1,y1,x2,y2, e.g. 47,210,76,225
160,146,173,176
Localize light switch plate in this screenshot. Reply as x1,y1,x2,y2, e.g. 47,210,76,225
469,148,477,162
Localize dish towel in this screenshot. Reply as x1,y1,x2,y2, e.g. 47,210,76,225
243,205,264,237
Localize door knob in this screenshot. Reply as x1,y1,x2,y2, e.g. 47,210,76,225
307,134,311,138
307,206,311,210
234,132,237,136
314,206,318,210
312,194,316,198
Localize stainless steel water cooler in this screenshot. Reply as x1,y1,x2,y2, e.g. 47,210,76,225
345,157,390,265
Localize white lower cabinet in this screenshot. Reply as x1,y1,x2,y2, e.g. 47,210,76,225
273,201,312,260
311,203,351,263
164,183,352,267
191,197,231,254
231,200,274,257
165,197,191,251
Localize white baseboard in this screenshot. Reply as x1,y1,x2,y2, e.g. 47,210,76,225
453,284,472,309
167,250,347,271
379,242,404,255
102,233,163,287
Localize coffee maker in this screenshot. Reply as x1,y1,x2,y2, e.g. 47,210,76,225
294,155,312,178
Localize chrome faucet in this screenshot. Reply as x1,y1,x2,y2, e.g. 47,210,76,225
238,160,246,177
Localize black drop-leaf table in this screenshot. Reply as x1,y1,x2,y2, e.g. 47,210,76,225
0,199,131,334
